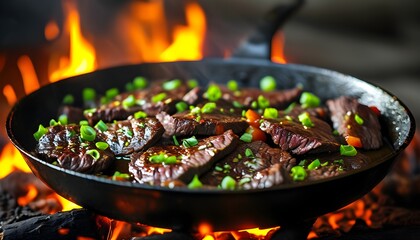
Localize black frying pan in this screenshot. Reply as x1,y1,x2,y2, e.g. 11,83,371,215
6,59,416,231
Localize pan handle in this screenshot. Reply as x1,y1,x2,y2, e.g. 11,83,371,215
232,0,305,60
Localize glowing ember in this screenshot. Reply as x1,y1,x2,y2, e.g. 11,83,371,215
44,20,61,41
17,184,38,206
49,0,96,82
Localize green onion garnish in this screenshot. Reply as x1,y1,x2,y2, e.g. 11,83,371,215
95,120,108,132
227,80,238,91
149,153,178,164
49,119,59,126
86,149,100,160
251,101,258,109
220,176,236,190
176,101,188,112
201,102,217,114
233,101,243,108
307,159,321,170
263,108,278,119
112,171,130,180
354,114,364,125
62,94,74,105
340,145,357,156
122,94,136,108
58,114,68,125
187,79,198,88
82,88,96,102
133,76,148,90
151,92,167,103
300,92,320,108
33,124,48,141
298,112,314,128
172,135,180,146
134,111,147,119
257,95,270,109
163,79,182,91
284,102,296,114
182,136,199,148
240,133,252,143
290,166,307,181
95,141,109,150
80,125,96,141
188,174,203,189
260,75,276,92
245,148,255,158
106,88,119,100
205,84,222,102
79,120,89,126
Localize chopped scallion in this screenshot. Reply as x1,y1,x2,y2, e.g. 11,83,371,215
187,79,198,88
163,79,182,91
49,119,59,126
300,92,320,108
260,75,276,92
205,84,222,102
290,166,307,181
95,141,109,150
80,125,96,141
188,174,203,189
354,114,364,125
79,120,89,126
134,111,147,119
176,101,188,112
220,176,236,190
33,124,48,141
227,80,238,91
106,88,119,100
263,108,278,119
307,159,321,170
62,94,74,105
340,145,357,156
201,102,217,114
58,114,68,125
112,171,130,180
95,120,108,132
86,149,100,160
82,88,96,102
122,95,136,108
133,76,148,90
172,135,180,146
257,95,270,109
239,133,252,143
151,92,167,103
182,136,199,148
245,148,255,158
298,112,314,128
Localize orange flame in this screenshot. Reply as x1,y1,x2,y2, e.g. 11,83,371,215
49,0,96,82
3,84,17,106
271,30,287,64
17,55,40,95
0,143,31,179
17,184,38,206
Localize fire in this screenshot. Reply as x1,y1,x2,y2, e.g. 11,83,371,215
17,55,40,95
271,31,287,63
17,184,38,206
0,143,31,179
49,0,96,82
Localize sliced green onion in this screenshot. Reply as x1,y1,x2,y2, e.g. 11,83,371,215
298,160,306,166
227,80,238,91
82,88,96,102
251,101,258,109
300,92,320,108
182,136,199,148
58,114,68,125
220,176,236,190
33,124,48,141
122,94,136,108
95,120,108,132
95,141,109,150
284,102,296,114
334,159,344,165
172,135,180,146
176,101,188,112
298,112,314,128
149,153,178,164
233,101,243,108
86,149,100,160
188,174,203,189
307,159,321,170
201,102,217,114
164,156,177,164
187,79,198,88
354,114,364,125
260,75,276,92
133,76,148,90
49,119,59,126
263,108,278,119
245,148,255,158
163,79,182,91
80,125,96,141
79,120,89,126
83,108,96,116
112,171,130,180
151,92,167,103
125,82,134,92
240,133,252,143
257,95,270,109
190,106,201,115
205,84,222,102
340,145,357,156
134,111,147,119
106,88,119,100
62,94,74,105
290,166,307,181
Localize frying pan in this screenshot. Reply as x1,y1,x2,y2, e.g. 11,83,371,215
4,0,417,232
6,59,416,232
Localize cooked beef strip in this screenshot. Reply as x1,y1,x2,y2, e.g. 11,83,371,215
57,105,84,124
96,118,164,156
221,86,303,109
260,116,340,155
36,124,114,173
201,141,296,189
326,96,383,149
156,103,248,137
128,130,239,185
84,80,191,125
283,104,330,122
298,151,370,181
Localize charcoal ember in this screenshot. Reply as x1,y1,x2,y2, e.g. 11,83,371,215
221,86,303,110
129,130,239,185
260,116,340,155
156,102,248,137
0,170,54,200
96,118,164,156
36,124,115,173
326,96,383,149
201,141,296,189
